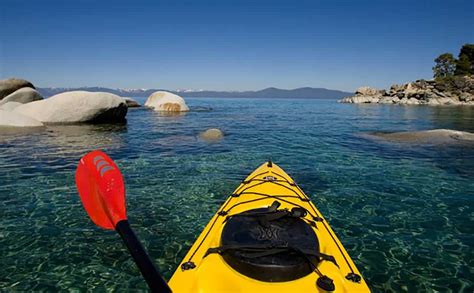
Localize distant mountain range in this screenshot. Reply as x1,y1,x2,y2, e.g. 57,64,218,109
37,86,351,99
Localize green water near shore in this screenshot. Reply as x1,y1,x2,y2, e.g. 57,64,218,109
1,98,473,291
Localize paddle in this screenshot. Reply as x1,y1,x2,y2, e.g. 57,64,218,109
75,150,171,293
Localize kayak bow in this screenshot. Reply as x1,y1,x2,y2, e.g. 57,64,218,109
76,151,369,292
169,161,370,292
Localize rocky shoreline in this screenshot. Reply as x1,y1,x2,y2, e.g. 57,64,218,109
0,77,225,141
339,76,474,105
0,78,192,128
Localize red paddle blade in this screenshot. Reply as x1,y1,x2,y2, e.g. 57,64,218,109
75,150,126,230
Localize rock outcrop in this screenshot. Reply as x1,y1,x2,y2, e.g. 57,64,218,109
123,97,141,108
0,78,36,100
339,76,474,106
199,128,224,141
0,109,44,128
145,91,189,112
13,91,127,124
0,87,43,105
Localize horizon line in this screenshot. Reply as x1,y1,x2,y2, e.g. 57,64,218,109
35,85,352,93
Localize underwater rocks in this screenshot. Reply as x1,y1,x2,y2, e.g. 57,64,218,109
145,91,189,112
199,128,224,141
0,78,36,100
368,129,474,144
339,76,474,106
13,91,127,124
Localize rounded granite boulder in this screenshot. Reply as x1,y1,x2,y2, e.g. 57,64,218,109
13,91,127,124
145,91,189,112
0,109,44,128
0,78,35,100
0,87,43,106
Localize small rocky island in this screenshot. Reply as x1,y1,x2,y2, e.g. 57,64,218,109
340,44,474,106
339,76,474,106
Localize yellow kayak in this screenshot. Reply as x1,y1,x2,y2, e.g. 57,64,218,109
169,161,370,292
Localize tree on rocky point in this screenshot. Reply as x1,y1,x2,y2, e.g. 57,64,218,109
459,44,474,68
433,53,456,79
455,54,472,76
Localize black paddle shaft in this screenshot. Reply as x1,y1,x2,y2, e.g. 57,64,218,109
115,220,172,293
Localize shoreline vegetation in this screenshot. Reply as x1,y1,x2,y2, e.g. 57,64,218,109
340,44,474,105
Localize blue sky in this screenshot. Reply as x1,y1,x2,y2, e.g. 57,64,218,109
1,0,473,91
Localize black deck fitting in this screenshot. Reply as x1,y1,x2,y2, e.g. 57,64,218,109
181,261,196,271
346,273,362,283
317,275,335,291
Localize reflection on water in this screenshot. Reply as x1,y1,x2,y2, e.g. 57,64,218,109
0,126,45,138
41,124,126,156
0,99,473,292
429,106,474,132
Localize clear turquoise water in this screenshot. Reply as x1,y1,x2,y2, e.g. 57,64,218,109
0,98,473,292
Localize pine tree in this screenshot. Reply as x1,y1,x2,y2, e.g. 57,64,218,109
433,53,456,79
455,54,472,76
459,44,474,68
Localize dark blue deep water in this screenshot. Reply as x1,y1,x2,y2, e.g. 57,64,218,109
1,98,473,292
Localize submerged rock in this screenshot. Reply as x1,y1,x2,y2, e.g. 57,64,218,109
199,128,224,141
0,87,43,105
0,109,44,128
13,91,127,124
368,129,474,144
0,78,35,100
145,91,189,112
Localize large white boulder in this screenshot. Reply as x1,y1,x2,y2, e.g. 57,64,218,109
0,87,43,105
0,78,35,100
145,91,189,112
13,91,127,124
0,109,44,127
0,101,23,111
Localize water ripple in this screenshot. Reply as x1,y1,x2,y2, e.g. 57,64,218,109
0,98,473,291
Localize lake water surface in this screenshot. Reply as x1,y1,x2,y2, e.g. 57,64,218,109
1,98,473,292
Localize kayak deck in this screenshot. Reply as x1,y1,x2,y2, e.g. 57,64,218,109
169,162,370,292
